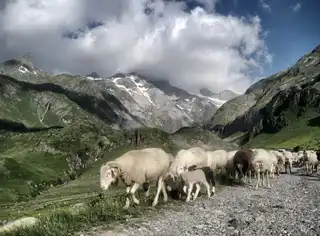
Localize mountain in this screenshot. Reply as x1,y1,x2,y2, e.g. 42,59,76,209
0,56,224,133
0,55,235,204
96,74,222,133
200,88,239,102
206,44,320,149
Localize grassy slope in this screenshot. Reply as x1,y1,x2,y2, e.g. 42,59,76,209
0,126,237,236
247,110,320,149
0,131,179,236
0,126,176,217
0,123,124,205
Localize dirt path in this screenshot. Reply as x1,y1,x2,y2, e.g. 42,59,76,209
92,168,320,236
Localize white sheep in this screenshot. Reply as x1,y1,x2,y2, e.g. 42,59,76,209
179,168,212,202
302,150,319,175
206,149,228,174
226,150,238,178
100,147,171,208
169,147,208,175
267,150,278,178
269,150,285,175
282,151,294,174
252,149,275,189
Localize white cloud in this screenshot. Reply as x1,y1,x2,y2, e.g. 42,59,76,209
260,0,271,13
292,3,301,12
0,0,271,94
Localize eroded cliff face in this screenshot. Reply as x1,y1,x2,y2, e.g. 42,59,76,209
206,44,320,144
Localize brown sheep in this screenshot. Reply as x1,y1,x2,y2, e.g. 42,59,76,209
232,149,254,183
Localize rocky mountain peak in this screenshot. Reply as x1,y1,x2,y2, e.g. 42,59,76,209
86,72,101,79
200,88,238,101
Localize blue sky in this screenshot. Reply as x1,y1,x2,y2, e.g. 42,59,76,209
215,0,320,77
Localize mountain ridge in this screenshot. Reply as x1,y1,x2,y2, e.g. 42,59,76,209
0,57,230,133
205,43,320,149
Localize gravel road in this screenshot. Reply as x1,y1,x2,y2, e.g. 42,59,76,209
95,168,320,236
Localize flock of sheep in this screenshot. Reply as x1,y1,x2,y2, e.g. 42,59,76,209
99,147,320,209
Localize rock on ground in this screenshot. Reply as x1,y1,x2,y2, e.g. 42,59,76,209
0,217,38,233
93,168,320,236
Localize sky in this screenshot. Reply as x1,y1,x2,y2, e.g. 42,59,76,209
0,0,319,94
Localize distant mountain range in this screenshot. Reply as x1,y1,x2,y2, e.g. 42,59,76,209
0,56,236,133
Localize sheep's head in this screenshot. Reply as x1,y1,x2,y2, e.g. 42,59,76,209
100,163,121,191
164,172,176,191
176,165,188,175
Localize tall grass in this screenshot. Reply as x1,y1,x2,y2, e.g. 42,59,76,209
0,192,148,236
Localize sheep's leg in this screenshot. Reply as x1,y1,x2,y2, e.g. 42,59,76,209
183,185,187,194
130,183,140,205
255,171,260,190
306,163,309,175
145,187,150,197
160,180,168,202
143,182,150,197
266,171,271,188
247,170,252,183
186,183,193,202
193,183,201,201
203,181,211,199
124,186,131,209
261,172,265,187
289,163,292,174
152,177,163,207
212,184,216,195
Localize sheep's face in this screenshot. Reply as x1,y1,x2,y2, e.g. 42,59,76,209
164,173,176,191
100,166,120,191
176,166,187,175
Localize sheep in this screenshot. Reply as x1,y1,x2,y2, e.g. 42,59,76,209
269,150,285,175
206,149,228,175
179,168,212,202
252,149,275,189
266,150,278,178
187,165,216,195
226,150,238,179
282,151,294,174
232,149,253,183
302,150,319,175
100,147,171,208
169,147,208,175
164,173,186,200
165,165,216,200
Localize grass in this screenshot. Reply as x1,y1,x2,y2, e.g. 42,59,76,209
0,141,185,236
248,110,320,149
0,135,233,236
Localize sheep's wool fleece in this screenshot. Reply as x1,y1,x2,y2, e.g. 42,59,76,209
181,169,206,182
113,148,171,184
170,147,208,173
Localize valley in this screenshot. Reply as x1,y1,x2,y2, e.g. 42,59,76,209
0,44,319,235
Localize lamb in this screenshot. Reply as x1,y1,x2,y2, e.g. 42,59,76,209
100,147,171,208
232,149,253,183
169,147,208,175
179,168,213,202
187,165,216,195
165,165,216,200
206,150,229,175
252,149,275,189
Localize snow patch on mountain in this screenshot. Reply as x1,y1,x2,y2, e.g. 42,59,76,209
86,76,103,81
